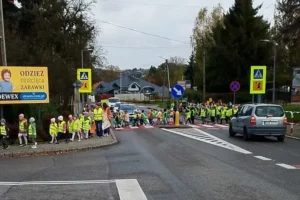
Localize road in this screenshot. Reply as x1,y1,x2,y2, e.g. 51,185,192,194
0,127,300,200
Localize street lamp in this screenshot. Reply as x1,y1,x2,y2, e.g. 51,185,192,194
81,48,94,69
260,39,278,103
158,56,171,92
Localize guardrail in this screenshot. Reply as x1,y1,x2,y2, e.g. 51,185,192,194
285,111,300,135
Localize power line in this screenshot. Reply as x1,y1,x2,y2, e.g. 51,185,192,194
101,45,190,49
96,19,190,45
98,0,202,8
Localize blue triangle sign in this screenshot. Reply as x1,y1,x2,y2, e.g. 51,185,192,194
254,69,263,79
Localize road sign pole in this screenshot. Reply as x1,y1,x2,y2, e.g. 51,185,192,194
252,95,254,103
257,94,262,103
233,91,236,105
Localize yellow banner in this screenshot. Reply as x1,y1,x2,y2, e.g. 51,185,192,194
250,66,267,94
0,66,49,104
77,68,92,93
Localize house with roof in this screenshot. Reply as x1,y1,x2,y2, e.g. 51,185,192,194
95,72,168,98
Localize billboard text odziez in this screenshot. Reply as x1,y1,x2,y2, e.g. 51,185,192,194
0,66,49,104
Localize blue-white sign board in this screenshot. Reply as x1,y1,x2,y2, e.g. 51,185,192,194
171,84,185,99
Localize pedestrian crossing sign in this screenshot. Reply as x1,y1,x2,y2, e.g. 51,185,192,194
80,72,88,80
77,69,92,93
253,69,263,79
250,66,266,94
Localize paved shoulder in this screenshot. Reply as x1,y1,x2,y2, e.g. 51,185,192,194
0,131,118,158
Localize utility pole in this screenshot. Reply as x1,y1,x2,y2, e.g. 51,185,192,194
0,0,7,119
202,51,206,102
166,59,171,108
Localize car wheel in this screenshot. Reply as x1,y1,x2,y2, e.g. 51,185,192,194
243,127,249,141
229,124,236,137
277,136,285,142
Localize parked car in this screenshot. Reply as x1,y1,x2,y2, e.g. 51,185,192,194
119,104,137,120
108,97,121,109
113,102,128,113
229,104,287,142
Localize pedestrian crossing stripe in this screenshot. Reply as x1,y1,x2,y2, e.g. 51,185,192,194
80,72,88,80
254,69,263,79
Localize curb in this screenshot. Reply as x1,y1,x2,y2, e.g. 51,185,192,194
0,130,119,159
286,135,300,140
158,125,191,129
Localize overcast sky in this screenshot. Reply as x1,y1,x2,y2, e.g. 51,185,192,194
92,0,276,69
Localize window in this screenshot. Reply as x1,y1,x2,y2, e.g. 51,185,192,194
120,104,136,110
241,106,248,116
237,106,244,116
109,98,120,103
245,106,253,116
131,84,136,89
255,106,284,117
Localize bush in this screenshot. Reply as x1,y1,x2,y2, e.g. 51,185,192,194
282,105,300,123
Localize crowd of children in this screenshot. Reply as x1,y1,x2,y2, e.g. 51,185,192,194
0,104,111,150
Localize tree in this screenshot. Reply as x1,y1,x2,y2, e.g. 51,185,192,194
3,0,101,109
207,0,272,92
275,0,300,86
184,52,196,88
191,4,224,93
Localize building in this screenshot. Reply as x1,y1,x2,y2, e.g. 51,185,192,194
95,72,168,99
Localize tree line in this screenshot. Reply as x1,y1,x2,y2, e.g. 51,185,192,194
185,0,300,96
3,0,101,109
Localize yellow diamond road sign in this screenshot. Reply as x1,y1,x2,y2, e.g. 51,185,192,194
250,66,266,94
77,68,92,93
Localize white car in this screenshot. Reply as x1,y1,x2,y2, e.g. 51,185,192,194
108,97,121,109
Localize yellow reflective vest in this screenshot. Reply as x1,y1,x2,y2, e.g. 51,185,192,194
19,120,26,132
83,119,91,131
0,125,7,136
93,108,103,121
49,123,58,136
28,124,36,136
58,121,66,133
68,120,74,133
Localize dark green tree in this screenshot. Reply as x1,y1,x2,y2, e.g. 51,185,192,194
207,0,272,92
184,52,196,88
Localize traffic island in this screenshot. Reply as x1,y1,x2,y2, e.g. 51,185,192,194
0,130,118,159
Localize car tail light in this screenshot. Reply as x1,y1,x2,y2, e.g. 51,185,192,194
250,116,256,125
283,117,288,125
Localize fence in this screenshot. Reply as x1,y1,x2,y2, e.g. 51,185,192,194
285,111,300,135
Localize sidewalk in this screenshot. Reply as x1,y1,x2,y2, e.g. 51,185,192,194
0,131,118,159
286,125,300,139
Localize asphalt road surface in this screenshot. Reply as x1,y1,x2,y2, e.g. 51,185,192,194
1,127,300,200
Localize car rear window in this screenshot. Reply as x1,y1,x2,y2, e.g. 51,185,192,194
255,106,284,117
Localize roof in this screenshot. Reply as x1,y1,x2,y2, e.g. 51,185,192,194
96,74,167,95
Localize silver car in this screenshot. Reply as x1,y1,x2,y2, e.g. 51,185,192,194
229,104,287,142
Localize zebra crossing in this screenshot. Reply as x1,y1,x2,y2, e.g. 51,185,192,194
113,123,229,131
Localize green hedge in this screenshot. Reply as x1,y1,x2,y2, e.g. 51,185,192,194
282,105,300,123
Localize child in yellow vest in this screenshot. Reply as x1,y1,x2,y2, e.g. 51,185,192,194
70,115,81,142
28,117,37,148
49,118,58,144
0,118,9,150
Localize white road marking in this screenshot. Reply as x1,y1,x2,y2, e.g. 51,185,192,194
143,125,154,129
162,128,252,154
0,180,115,186
0,179,148,199
201,124,214,128
276,163,297,169
214,124,228,128
116,179,148,200
116,128,124,130
188,124,199,128
254,156,272,161
129,126,139,129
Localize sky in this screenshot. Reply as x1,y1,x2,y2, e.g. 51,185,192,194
91,0,276,69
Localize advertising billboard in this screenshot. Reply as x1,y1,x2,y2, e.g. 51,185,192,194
0,66,49,104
